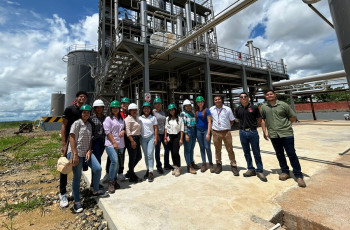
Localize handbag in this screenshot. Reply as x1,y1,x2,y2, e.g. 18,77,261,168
57,156,73,174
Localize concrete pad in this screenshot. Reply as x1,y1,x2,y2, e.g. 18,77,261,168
83,120,350,230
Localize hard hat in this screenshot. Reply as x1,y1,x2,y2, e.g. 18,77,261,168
80,104,92,111
121,97,130,103
110,100,120,108
142,102,151,107
168,104,176,110
153,98,162,104
196,96,205,102
93,99,105,107
183,99,191,106
128,103,138,110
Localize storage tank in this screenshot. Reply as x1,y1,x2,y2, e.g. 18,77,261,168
65,46,97,107
51,93,65,116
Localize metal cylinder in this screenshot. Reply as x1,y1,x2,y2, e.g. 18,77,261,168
51,93,65,116
176,13,184,51
246,40,256,67
185,1,193,51
65,50,97,107
140,0,148,43
114,0,119,42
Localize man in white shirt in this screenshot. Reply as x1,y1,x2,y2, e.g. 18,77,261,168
209,96,239,176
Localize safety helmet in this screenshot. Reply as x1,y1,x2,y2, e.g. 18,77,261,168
153,98,162,104
196,96,205,102
110,100,120,108
128,103,138,110
183,99,191,106
168,104,176,110
142,102,151,107
80,104,92,111
121,97,130,103
93,99,105,107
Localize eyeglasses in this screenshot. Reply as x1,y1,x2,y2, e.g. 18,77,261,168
240,96,248,99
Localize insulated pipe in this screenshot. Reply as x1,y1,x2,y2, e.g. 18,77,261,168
140,0,147,43
246,40,256,67
176,12,184,51
185,1,193,52
114,0,119,42
272,70,346,87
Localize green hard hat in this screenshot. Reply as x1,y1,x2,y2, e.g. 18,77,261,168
143,102,151,107
80,104,92,111
121,97,130,103
196,96,205,102
168,104,176,110
110,100,120,108
153,98,162,104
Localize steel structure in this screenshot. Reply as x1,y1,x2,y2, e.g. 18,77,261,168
95,0,288,107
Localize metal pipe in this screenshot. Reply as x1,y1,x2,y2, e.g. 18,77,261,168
272,70,347,87
114,0,119,43
307,4,334,29
185,1,193,52
246,40,256,67
210,71,267,82
176,11,184,51
140,0,147,43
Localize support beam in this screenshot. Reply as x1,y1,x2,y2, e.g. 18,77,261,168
205,57,213,107
267,70,273,89
242,66,248,93
122,44,144,66
309,95,317,120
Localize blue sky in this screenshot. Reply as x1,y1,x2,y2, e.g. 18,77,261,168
0,0,344,122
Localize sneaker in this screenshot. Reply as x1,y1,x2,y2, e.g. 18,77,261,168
174,167,181,177
215,163,222,174
143,170,149,179
117,174,126,181
148,172,154,182
164,165,174,170
91,190,109,198
279,173,291,181
231,166,239,176
243,170,256,177
73,202,83,213
256,172,267,182
201,163,207,173
101,173,109,184
59,194,69,208
297,178,306,188
108,181,115,194
157,168,164,174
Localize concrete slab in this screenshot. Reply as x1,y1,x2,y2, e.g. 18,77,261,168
83,120,350,230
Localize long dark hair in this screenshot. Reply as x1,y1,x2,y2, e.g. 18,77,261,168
195,102,207,119
140,106,153,117
167,108,179,124
109,107,123,120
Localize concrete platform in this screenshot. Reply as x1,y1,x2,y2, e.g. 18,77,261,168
83,120,350,230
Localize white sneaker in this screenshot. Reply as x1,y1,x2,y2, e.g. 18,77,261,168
117,174,126,181
101,173,109,184
59,194,69,208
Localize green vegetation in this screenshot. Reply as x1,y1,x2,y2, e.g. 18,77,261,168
0,135,26,150
27,164,43,171
0,121,32,130
0,196,44,214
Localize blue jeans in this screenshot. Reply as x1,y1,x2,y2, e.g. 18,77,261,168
67,152,102,202
196,128,212,164
183,128,196,166
270,136,303,178
239,129,263,173
155,133,170,169
141,135,155,172
92,138,105,164
105,147,124,181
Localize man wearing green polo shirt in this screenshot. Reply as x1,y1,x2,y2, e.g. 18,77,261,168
260,90,306,188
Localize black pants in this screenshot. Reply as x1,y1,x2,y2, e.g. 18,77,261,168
126,136,142,175
60,173,67,195
168,133,181,167
106,134,129,174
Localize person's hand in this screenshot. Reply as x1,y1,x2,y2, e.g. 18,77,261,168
154,138,157,146
164,139,168,145
131,141,137,149
179,139,183,146
206,134,210,142
113,142,119,149
119,130,125,138
72,154,79,167
61,145,67,156
263,132,270,141
85,150,91,162
185,134,190,142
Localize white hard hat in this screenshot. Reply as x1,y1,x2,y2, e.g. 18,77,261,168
128,103,138,110
93,99,105,107
183,99,191,106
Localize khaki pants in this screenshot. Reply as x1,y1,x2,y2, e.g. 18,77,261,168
212,130,237,166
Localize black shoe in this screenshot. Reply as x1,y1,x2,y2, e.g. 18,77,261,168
148,172,154,182
143,170,149,179
73,202,83,213
157,168,164,174
164,165,174,170
114,181,121,189
125,171,131,179
129,174,142,183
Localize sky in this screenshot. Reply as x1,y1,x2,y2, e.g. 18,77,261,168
0,0,344,122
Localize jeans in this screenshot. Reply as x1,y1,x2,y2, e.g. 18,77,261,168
270,136,303,178
168,133,181,167
239,129,263,173
126,136,142,175
92,138,105,164
105,147,124,181
141,135,155,172
196,128,213,164
67,152,102,202
183,128,196,166
155,133,170,169
106,134,128,175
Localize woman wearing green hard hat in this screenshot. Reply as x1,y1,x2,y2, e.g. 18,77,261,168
164,104,184,177
103,100,125,193
139,101,158,182
67,104,108,213
195,96,214,173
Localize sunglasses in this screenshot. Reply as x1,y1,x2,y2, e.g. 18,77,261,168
240,96,248,99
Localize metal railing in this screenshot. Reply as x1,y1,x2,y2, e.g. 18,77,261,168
67,44,97,53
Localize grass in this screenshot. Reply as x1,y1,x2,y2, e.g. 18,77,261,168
27,164,43,171
0,196,44,214
0,121,32,130
0,135,26,150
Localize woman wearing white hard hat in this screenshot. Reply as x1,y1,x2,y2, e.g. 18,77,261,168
180,99,200,174
90,99,106,189
124,103,143,183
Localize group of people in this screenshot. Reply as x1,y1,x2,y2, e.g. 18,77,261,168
58,89,306,213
